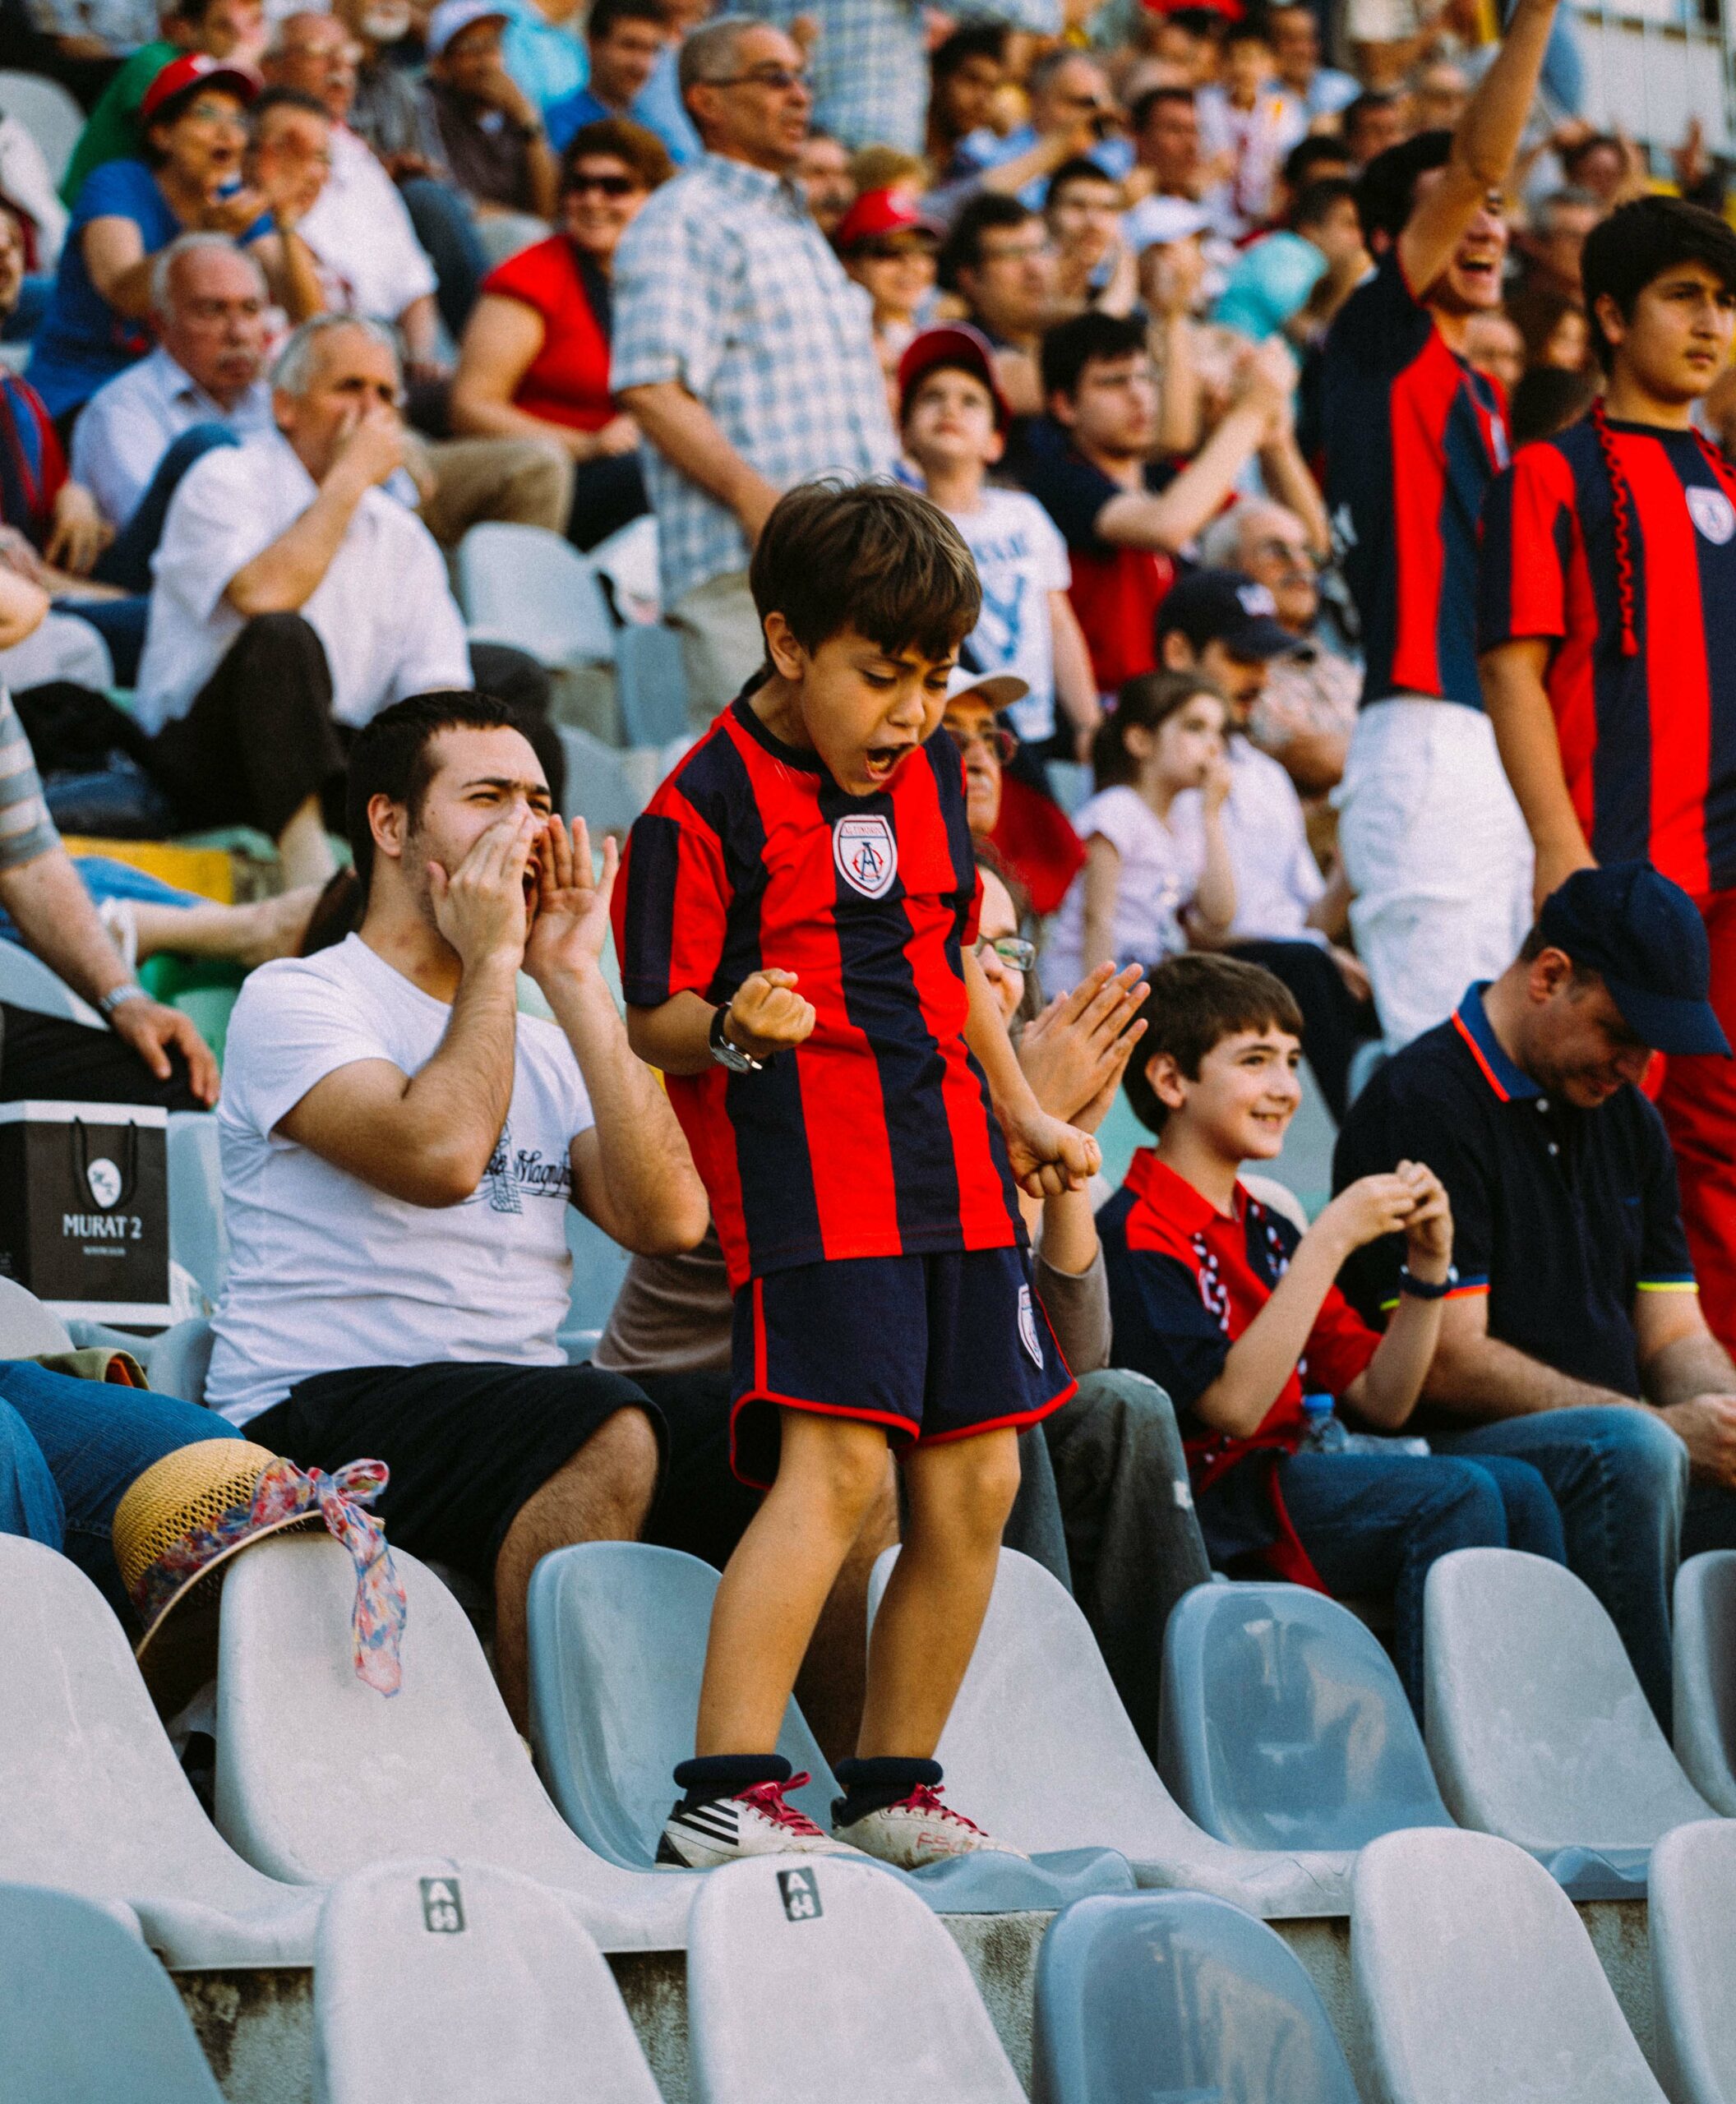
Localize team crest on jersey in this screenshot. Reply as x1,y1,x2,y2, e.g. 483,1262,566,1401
1017,1284,1043,1368
833,814,898,899
1688,486,1736,546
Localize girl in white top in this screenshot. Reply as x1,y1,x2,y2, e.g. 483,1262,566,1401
1046,671,1235,994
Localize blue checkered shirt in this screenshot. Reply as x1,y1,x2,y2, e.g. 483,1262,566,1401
612,154,896,609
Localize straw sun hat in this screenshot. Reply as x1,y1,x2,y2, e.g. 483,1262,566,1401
113,1438,406,1713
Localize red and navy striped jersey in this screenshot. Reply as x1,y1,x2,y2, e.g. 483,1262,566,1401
1478,417,1736,897
613,690,1024,1290
1323,250,1509,710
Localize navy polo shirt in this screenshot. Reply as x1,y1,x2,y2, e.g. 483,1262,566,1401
1332,983,1697,1403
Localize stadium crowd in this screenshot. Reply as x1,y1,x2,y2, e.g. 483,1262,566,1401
2,0,1736,1872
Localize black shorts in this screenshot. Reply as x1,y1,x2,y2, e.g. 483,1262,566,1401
245,1359,663,1584
729,1247,1074,1489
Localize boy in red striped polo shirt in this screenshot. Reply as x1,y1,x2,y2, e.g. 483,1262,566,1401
616,480,1098,1870
1480,196,1736,1345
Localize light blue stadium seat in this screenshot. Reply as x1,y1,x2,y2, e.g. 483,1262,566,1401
1031,1890,1360,2104
167,1110,227,1305
0,1883,227,2103
0,935,101,1025
614,623,690,747
527,1541,1138,1913
1159,1580,1453,1852
455,524,616,667
0,70,83,183
1674,1551,1736,1816
559,1206,630,1362
1650,1819,1736,2104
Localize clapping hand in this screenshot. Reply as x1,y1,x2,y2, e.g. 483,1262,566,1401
1018,962,1149,1134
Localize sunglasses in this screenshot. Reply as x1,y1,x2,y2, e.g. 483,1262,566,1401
976,933,1037,971
856,236,936,261
566,172,639,197
943,721,1018,765
712,63,810,90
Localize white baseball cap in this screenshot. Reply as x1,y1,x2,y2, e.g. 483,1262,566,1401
427,0,510,55
944,665,1028,712
1124,194,1212,251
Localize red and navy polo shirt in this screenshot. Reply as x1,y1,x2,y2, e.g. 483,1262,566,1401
614,687,1023,1292
1323,248,1508,710
1332,980,1697,1404
1478,417,1736,897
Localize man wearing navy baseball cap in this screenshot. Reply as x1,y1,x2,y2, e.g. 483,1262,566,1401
1333,863,1736,1726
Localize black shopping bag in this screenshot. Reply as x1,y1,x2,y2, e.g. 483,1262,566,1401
0,1101,170,1326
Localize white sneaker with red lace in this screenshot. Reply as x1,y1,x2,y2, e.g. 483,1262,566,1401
657,1773,867,1869
836,1783,1027,1869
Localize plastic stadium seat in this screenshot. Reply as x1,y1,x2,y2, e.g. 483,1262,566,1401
455,524,616,667
1031,1890,1360,2104
1423,1549,1713,1880
558,1206,631,1361
312,1858,663,2104
0,70,83,183
686,1854,1026,2104
554,725,660,836
1351,1827,1665,2104
529,1541,1134,1912
137,1317,215,1406
1159,1581,1453,1852
0,936,102,1025
0,1535,317,1965
214,1534,701,1950
869,1548,1355,1917
0,1273,72,1355
1674,1553,1736,1816
167,1111,227,1306
614,621,689,747
1651,1819,1736,2104
0,1883,226,2103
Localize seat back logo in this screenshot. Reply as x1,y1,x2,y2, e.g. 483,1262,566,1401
833,814,898,900
419,1876,465,1932
777,1866,823,1922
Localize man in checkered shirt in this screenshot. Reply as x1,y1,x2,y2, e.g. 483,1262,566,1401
612,15,896,722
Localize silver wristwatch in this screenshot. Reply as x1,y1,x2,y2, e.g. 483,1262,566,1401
709,1003,764,1073
98,982,147,1020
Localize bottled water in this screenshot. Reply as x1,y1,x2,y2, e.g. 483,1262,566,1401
1299,1392,1429,1458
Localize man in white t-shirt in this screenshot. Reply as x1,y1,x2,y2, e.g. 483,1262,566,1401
133,314,473,891
208,689,709,1724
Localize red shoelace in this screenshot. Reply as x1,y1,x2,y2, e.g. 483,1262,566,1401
739,1774,824,1834
896,1783,986,1833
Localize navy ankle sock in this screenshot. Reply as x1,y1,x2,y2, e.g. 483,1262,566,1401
832,1756,943,1826
672,1753,791,1811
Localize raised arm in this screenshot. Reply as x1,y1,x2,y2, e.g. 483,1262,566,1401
225,403,403,616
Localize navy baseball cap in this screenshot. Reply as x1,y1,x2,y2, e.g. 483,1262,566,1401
1535,862,1731,1057
1157,568,1296,661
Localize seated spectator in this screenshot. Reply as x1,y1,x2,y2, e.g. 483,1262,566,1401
925,22,1007,180
132,315,476,888
1196,21,1304,234
935,194,1055,419
1332,865,1736,1722
1411,60,1471,133
420,0,559,256
1018,311,1286,698
946,51,1130,214
1341,90,1406,170
546,0,685,158
1045,668,1235,995
939,666,1084,918
72,233,271,588
1212,176,1365,344
207,690,708,1725
1157,568,1377,1119
500,0,588,126
1099,951,1566,1716
898,324,1097,760
14,0,159,111
1512,186,1602,304
1129,85,1204,209
30,54,314,424
1558,132,1630,209
795,127,853,239
1045,157,1135,317
1462,307,1525,396
451,118,669,550
837,187,940,404
1266,1,1358,123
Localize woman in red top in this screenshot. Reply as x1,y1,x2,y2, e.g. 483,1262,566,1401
450,118,672,549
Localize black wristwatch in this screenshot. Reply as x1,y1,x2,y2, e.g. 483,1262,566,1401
709,1003,764,1073
1398,1265,1457,1301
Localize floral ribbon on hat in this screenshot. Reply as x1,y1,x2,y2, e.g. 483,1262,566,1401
250,1457,407,1695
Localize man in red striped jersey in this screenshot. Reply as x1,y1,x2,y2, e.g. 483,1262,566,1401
1480,196,1736,1353
616,479,1099,1871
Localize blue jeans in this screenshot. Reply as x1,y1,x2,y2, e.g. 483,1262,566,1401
1277,1449,1565,1716
1429,1407,1686,1726
0,1360,238,1612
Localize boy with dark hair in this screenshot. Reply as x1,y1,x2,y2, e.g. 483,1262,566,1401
616,479,1099,1868
1480,194,1736,1345
1099,951,1563,1714
1321,0,1562,1054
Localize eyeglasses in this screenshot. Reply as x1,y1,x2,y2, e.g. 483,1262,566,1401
976,933,1037,972
1250,537,1317,572
710,63,810,90
943,721,1018,764
566,172,639,196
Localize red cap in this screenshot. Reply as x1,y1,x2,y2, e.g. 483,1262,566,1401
141,53,259,126
835,187,940,251
897,323,1013,434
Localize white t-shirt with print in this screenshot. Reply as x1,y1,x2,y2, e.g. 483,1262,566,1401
949,487,1070,744
207,934,595,1427
1045,784,1204,994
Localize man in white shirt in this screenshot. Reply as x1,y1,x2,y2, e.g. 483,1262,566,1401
134,314,474,889
210,690,709,1723
1160,568,1378,1118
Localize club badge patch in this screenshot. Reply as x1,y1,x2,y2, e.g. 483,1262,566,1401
1018,1284,1043,1369
833,814,898,900
1688,485,1736,546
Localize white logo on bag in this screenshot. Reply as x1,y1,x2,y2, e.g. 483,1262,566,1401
85,1158,122,1209
1689,486,1736,545
1017,1284,1043,1368
833,814,898,900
